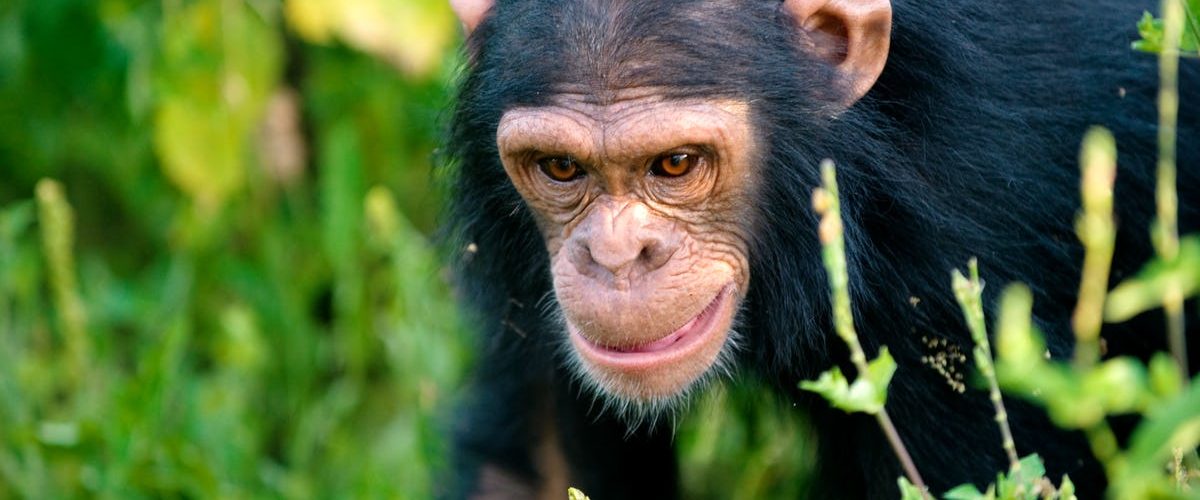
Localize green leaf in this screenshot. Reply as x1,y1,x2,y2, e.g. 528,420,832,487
865,347,898,398
800,367,853,410
1014,454,1046,481
154,99,247,209
1147,353,1183,399
994,285,1045,375
1104,236,1200,323
1184,0,1200,51
897,477,929,500
1134,11,1165,54
1058,475,1076,500
1124,376,1200,470
1114,376,1200,498
1080,357,1151,415
799,348,895,415
1015,358,1153,430
320,122,367,271
996,454,1046,500
1133,4,1200,55
284,0,457,77
991,286,1102,428
567,487,591,500
153,0,282,210
943,483,990,500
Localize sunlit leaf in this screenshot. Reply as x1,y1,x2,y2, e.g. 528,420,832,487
799,348,895,414
1133,2,1200,55
1058,475,1076,500
153,0,282,210
898,477,931,500
284,0,457,77
1147,353,1183,400
1134,11,1165,53
994,285,1043,375
154,100,246,209
995,454,1046,500
1115,377,1200,498
864,347,898,399
943,483,991,500
1080,357,1151,415
1185,0,1200,51
1104,236,1200,322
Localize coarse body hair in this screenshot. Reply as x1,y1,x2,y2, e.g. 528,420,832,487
441,0,1200,497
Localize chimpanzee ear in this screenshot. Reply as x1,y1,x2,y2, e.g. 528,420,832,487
450,0,494,33
782,0,892,105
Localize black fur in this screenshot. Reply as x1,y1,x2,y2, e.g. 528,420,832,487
441,0,1200,498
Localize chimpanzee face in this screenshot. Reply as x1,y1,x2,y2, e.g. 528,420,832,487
452,0,892,413
497,93,759,403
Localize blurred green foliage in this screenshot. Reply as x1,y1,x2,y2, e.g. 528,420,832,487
1132,1,1200,56
808,127,1200,498
0,0,811,497
0,0,469,495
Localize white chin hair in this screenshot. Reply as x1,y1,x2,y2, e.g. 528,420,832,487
556,322,744,431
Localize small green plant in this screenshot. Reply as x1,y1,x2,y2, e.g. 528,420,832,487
1132,1,1200,57
931,131,1128,498
987,127,1200,498
801,160,929,497
1130,0,1199,384
808,129,1198,499
939,261,1077,500
806,5,1200,498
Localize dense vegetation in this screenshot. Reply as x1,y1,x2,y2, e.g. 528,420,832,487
0,0,809,497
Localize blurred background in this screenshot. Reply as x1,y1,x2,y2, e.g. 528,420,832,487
0,0,811,497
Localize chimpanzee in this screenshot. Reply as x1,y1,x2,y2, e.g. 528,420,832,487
440,0,1199,498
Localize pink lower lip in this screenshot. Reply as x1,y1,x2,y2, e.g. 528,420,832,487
570,285,732,361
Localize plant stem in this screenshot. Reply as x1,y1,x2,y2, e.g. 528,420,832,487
1072,128,1117,369
953,261,1020,469
1085,421,1124,479
1157,0,1189,381
814,161,929,496
36,179,90,391
876,410,927,494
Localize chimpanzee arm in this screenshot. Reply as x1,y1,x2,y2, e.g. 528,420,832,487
447,333,545,499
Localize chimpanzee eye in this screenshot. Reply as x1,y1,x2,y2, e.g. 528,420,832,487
651,153,695,178
536,156,584,182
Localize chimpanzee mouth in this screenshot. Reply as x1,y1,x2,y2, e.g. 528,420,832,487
569,284,734,366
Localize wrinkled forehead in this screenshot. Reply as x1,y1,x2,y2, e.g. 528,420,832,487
496,97,753,160
476,0,788,107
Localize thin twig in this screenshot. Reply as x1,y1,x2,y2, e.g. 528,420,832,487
875,409,927,493
1157,0,1190,381
953,260,1020,469
814,160,929,496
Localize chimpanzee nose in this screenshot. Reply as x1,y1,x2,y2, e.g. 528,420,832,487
568,200,680,282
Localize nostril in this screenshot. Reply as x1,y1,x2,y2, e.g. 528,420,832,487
636,245,658,272
566,206,683,279
570,237,635,278
568,239,596,273
638,237,677,273
573,238,655,279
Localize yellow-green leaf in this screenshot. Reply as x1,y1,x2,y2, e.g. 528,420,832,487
1104,236,1200,322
